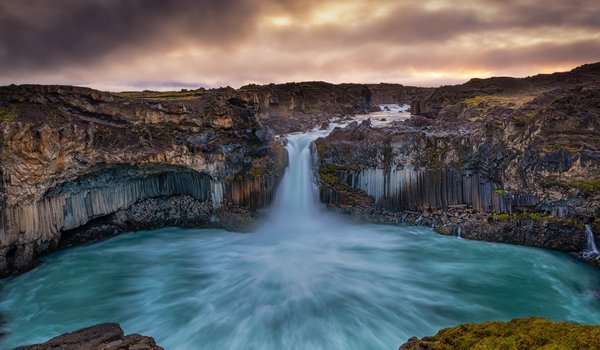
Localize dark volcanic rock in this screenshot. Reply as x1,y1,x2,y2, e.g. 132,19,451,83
15,323,163,350
314,63,600,262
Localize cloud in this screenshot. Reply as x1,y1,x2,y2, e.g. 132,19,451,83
0,0,260,71
0,0,598,88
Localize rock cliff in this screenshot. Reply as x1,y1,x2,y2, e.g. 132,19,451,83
0,81,431,278
315,63,600,263
0,85,287,277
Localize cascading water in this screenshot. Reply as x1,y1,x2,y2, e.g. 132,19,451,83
1,127,600,350
267,134,321,226
583,224,599,258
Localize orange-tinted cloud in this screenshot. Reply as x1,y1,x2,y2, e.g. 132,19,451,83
0,0,598,90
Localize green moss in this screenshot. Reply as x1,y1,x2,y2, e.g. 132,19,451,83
249,165,263,177
316,142,326,156
494,189,507,196
492,212,583,228
557,179,600,195
0,104,20,122
319,164,345,187
463,95,494,106
405,317,600,350
94,124,110,134
528,212,543,221
594,217,600,225
493,213,510,220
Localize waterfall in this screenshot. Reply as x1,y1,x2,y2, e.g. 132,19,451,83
584,224,598,254
266,132,329,230
416,215,423,225
455,225,462,238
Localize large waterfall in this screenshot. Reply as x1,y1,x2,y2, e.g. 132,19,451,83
2,128,600,350
268,134,321,224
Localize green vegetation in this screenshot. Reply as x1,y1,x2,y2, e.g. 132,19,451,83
94,123,110,134
494,189,507,196
249,165,263,177
319,164,345,187
492,211,583,228
315,142,327,156
462,94,538,122
0,104,20,122
492,213,510,220
558,179,600,195
403,317,600,350
116,90,205,101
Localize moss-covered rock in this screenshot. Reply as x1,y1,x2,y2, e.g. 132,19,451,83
399,318,600,350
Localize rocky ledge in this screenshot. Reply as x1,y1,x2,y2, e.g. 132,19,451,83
398,317,600,350
15,323,163,350
314,63,600,264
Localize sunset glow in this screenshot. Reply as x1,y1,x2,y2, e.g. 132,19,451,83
0,0,598,90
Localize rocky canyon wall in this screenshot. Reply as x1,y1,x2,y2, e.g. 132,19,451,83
315,63,600,262
0,85,286,277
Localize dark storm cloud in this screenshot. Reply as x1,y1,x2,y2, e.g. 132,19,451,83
0,0,259,71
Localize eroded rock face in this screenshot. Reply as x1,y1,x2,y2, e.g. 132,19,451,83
14,323,163,350
314,63,600,261
0,85,287,277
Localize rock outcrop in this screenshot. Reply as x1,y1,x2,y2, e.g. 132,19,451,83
398,317,600,350
15,323,163,350
314,63,600,262
0,85,287,277
237,81,431,134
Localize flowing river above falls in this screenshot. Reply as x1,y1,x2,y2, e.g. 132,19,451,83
1,129,600,350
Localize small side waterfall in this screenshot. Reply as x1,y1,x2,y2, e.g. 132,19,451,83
416,215,423,225
455,225,462,238
584,224,599,256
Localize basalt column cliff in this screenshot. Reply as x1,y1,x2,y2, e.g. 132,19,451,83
0,85,287,277
315,63,600,264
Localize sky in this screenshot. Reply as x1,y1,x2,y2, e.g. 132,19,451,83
0,0,599,91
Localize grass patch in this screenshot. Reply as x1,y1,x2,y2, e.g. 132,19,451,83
557,179,600,194
116,90,205,100
492,211,583,228
403,317,600,350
